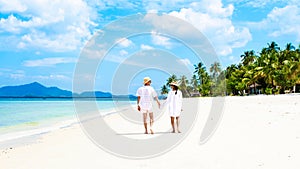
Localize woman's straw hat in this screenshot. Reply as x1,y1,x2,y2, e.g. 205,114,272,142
169,81,179,87
143,77,151,84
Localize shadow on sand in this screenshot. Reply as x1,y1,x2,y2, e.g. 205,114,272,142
116,131,174,136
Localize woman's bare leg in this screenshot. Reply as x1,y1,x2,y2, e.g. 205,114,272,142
176,117,181,133
170,117,175,133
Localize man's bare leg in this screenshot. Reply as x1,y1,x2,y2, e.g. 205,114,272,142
149,112,154,134
143,113,148,134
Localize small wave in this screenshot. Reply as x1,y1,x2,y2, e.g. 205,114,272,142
0,118,78,143
0,102,133,143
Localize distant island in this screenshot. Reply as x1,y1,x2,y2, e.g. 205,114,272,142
0,82,136,98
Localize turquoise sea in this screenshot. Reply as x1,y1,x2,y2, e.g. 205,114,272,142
0,98,133,142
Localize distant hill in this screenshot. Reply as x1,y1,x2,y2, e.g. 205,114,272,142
0,82,137,98
0,82,72,97
79,91,113,98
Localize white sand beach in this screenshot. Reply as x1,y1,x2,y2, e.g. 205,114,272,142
1,95,300,169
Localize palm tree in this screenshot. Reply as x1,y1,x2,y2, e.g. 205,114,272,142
189,75,200,96
194,62,212,96
223,65,242,95
210,62,221,79
239,50,260,94
257,42,281,94
222,41,300,95
233,64,247,95
285,43,295,51
161,85,169,95
160,41,300,95
278,43,295,64
179,75,189,97
266,41,280,53
209,62,222,96
194,62,206,85
166,74,177,86
296,44,300,53
213,69,227,96
225,64,237,78
200,72,212,96
190,75,198,92
278,43,299,93
242,67,259,94
241,50,257,66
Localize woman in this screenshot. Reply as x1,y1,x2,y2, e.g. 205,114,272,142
164,81,183,133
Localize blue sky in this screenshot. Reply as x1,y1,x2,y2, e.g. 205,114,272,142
0,0,300,95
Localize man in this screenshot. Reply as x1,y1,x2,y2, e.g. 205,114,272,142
136,77,160,134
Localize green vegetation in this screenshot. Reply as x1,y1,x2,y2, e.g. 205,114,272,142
161,42,300,97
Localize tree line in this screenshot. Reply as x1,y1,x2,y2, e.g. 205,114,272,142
161,42,300,97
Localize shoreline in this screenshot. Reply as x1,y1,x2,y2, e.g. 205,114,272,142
0,118,77,148
0,102,133,149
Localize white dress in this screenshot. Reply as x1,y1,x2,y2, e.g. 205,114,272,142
136,86,157,113
165,90,182,117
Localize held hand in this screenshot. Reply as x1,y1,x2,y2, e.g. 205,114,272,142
137,105,141,111
157,101,161,109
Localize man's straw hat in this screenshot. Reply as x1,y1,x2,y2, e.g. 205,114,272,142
143,77,151,84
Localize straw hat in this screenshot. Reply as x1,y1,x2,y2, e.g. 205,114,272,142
143,77,151,84
169,81,179,87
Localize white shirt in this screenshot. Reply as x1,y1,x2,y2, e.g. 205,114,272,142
136,85,157,110
165,90,182,117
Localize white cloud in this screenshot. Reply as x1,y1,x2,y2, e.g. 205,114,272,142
0,69,26,79
190,0,234,17
168,0,252,56
226,0,290,8
116,38,133,48
140,44,154,50
81,47,108,59
0,0,27,12
10,71,25,79
18,30,85,51
119,49,128,56
34,74,70,80
249,5,300,41
87,0,138,9
108,55,127,63
0,0,97,51
178,58,192,66
10,73,25,79
151,31,172,49
143,0,192,12
147,9,158,13
23,57,77,67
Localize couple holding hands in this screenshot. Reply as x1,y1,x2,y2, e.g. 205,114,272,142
136,77,183,134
